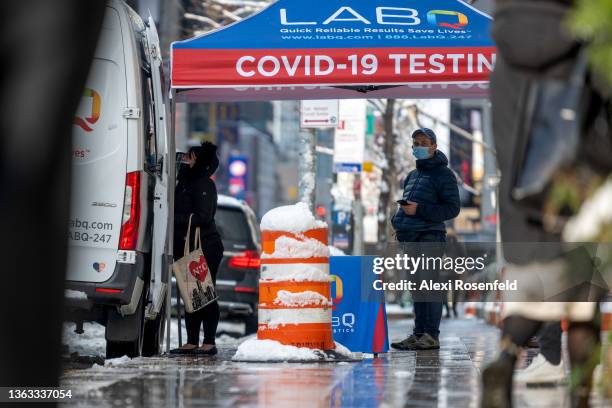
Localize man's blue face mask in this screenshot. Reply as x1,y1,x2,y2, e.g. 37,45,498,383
412,146,431,160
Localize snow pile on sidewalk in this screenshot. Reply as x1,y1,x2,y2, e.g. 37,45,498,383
261,202,327,233
232,338,355,362
63,322,106,357
260,263,331,282
92,355,134,369
261,235,329,259
273,290,331,307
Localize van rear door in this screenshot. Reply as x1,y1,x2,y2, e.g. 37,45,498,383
66,6,128,283
144,16,172,316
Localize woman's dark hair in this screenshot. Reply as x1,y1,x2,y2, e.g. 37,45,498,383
189,141,219,176
199,141,218,166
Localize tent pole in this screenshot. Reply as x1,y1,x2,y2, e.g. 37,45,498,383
298,128,316,210
165,90,176,354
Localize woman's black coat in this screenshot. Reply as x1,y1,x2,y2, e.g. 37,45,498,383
174,162,223,259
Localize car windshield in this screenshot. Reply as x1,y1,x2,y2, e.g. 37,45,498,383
216,207,251,243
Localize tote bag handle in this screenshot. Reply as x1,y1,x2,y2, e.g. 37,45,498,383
183,214,193,257
183,214,203,256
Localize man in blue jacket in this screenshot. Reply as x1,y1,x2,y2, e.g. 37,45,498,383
390,128,460,350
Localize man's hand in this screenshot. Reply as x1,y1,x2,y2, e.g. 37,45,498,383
401,201,418,215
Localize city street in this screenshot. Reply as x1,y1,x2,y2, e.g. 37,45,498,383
60,317,607,408
2,0,612,407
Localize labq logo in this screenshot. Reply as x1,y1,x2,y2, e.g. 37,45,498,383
330,274,356,332
330,274,343,310
426,10,469,29
74,88,101,132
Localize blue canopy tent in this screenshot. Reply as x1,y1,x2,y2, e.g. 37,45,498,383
165,0,497,353
170,0,495,101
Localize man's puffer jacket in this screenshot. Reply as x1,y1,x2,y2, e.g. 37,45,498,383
392,150,460,233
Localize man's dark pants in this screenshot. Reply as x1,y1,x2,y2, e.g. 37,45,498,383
398,230,447,339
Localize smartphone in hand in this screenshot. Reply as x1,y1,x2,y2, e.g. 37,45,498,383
396,199,409,206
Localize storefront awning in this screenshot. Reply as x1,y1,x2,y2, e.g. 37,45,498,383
171,0,495,102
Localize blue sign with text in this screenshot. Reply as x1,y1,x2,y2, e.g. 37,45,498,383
330,256,389,353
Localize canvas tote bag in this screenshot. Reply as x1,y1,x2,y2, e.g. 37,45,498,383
172,215,217,313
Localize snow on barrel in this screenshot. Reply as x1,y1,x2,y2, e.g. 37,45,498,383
256,202,335,350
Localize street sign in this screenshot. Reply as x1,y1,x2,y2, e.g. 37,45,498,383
332,210,350,226
300,99,339,128
332,233,349,249
228,155,248,200
333,163,362,173
333,99,367,173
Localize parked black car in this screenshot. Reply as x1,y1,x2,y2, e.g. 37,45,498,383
173,195,261,334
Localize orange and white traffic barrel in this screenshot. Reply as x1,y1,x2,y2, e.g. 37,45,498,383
484,302,501,327
464,301,477,318
257,212,335,350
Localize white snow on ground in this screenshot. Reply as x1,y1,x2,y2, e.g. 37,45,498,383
233,339,315,361
63,322,106,357
333,342,353,358
563,178,612,241
260,263,331,282
260,202,327,233
62,319,246,358
90,355,137,369
65,289,88,300
261,235,329,259
232,338,354,362
328,246,346,256
273,290,331,307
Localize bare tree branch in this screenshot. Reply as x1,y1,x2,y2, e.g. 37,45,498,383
184,12,221,28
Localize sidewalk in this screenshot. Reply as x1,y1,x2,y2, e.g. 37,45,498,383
60,318,607,407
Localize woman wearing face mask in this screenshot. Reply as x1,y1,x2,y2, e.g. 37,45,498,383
172,142,224,355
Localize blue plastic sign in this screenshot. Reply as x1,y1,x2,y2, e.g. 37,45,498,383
330,256,389,353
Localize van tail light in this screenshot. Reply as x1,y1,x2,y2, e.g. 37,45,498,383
119,172,141,250
228,250,261,269
234,286,257,293
96,287,123,294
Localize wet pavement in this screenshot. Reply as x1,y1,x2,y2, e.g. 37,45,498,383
60,318,610,407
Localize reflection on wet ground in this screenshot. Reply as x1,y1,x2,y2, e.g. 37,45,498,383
60,319,610,408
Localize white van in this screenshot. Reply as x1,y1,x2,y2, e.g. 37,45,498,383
65,0,174,358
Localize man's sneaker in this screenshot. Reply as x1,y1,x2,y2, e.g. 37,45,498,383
413,333,440,350
391,334,421,350
515,354,566,385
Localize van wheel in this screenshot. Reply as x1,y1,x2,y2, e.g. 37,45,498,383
142,303,166,357
244,314,258,336
105,288,146,359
